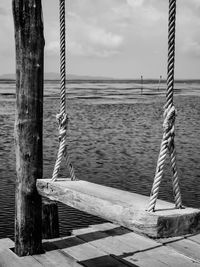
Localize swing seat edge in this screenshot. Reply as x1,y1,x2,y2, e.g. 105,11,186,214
36,179,200,238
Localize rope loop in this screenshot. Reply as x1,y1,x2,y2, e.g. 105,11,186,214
148,0,182,212
56,112,68,141
51,0,77,182
163,105,176,133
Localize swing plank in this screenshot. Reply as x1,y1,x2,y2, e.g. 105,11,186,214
36,179,200,238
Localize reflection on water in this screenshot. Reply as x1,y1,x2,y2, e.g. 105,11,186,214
0,80,200,238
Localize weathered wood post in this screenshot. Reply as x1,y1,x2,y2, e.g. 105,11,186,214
42,199,60,239
13,0,44,256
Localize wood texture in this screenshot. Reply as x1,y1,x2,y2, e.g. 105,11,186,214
0,248,43,267
42,199,60,239
0,238,14,250
37,179,200,238
188,234,200,244
124,246,200,267
13,0,44,256
167,239,200,262
2,225,200,266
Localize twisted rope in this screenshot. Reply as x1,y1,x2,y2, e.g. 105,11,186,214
148,0,182,212
51,0,76,182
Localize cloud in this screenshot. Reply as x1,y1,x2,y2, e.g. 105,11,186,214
45,11,124,58
46,41,59,55
126,0,144,7
182,40,200,57
88,27,123,48
0,7,6,16
69,41,120,58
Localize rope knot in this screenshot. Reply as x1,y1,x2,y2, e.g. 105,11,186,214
56,112,68,141
163,105,177,132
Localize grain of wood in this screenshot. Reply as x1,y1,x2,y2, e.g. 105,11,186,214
33,254,58,267
72,227,98,236
91,223,120,231
167,239,200,262
33,250,82,267
0,238,14,250
115,232,161,251
37,179,200,238
188,234,200,245
0,248,42,267
42,199,60,239
124,246,200,267
13,0,44,256
62,242,107,262
88,235,134,255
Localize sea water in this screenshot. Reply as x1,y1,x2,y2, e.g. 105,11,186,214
0,79,200,238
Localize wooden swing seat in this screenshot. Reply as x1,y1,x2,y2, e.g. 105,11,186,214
37,179,200,238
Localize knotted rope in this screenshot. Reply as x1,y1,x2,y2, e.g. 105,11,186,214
51,0,76,182
148,0,182,212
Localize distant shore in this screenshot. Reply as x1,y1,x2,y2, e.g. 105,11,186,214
1,78,200,84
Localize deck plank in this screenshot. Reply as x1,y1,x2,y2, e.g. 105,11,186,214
167,239,200,262
0,238,14,250
188,234,200,245
33,254,58,267
89,235,133,255
72,222,161,256
79,254,137,267
47,250,83,267
50,235,128,266
156,236,185,244
72,227,99,236
0,248,42,267
124,246,200,267
42,241,83,267
115,232,161,251
2,225,200,267
62,242,108,262
91,223,120,231
33,250,82,267
91,224,161,252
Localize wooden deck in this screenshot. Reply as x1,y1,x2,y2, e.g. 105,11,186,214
1,222,200,266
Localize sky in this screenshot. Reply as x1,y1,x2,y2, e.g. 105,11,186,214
0,0,200,79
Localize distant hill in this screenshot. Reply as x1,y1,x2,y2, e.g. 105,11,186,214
0,73,113,80
0,73,16,80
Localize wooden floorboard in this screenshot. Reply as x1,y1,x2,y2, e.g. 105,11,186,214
124,246,200,267
166,238,200,262
0,248,43,267
0,238,14,250
188,234,200,245
91,222,120,231
79,254,137,267
33,252,73,267
61,242,108,262
76,223,161,255
2,223,200,266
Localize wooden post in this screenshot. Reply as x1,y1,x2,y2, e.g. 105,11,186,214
42,199,60,239
13,0,44,256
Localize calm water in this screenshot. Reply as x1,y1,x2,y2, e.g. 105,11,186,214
1,79,200,239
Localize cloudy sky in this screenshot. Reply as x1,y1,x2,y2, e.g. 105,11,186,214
0,0,200,78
